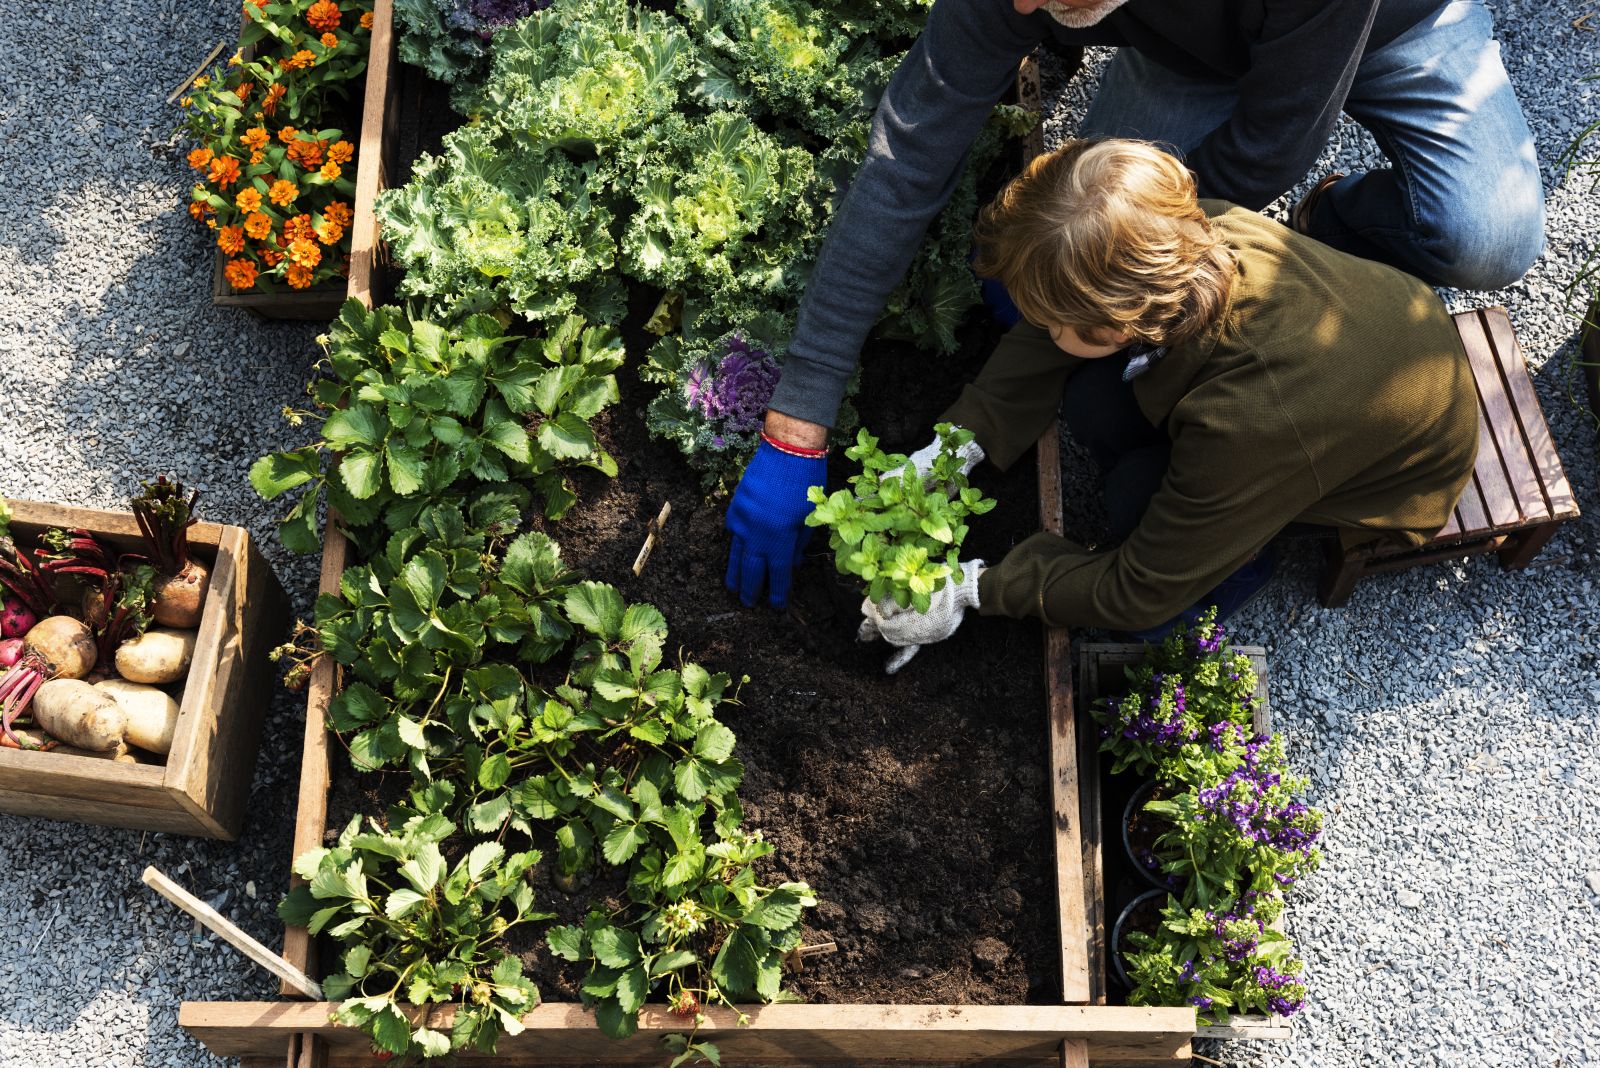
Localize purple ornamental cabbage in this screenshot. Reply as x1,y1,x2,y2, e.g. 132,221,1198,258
683,335,780,444
442,0,548,40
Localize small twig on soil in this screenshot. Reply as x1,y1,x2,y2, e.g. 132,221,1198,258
631,502,672,576
29,915,54,956
1366,961,1391,976
1573,12,1594,31
704,611,737,623
167,41,227,104
1342,668,1371,690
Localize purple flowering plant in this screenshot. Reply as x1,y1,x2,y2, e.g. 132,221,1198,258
1125,891,1309,1024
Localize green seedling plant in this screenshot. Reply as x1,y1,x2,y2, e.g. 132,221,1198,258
279,807,547,1059
806,423,995,612
250,299,623,553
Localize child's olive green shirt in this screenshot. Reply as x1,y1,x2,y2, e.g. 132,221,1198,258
945,203,1478,631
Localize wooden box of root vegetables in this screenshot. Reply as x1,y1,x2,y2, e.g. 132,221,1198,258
0,495,289,839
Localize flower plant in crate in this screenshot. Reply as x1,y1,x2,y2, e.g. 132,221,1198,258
250,298,623,552
1091,611,1324,1025
805,424,995,612
178,0,373,293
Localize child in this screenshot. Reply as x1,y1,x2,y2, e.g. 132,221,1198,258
860,138,1478,670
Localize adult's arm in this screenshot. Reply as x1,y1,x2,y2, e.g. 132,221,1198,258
940,323,1085,471
1185,0,1382,210
765,0,1047,429
977,419,1321,630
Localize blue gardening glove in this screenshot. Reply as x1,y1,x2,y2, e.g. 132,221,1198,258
725,438,827,608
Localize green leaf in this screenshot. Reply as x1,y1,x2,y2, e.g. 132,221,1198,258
603,822,649,865
537,411,597,459
693,721,736,763
745,886,808,931
591,926,641,968
386,445,427,496
565,582,625,640
595,997,638,1039
369,1004,412,1054
547,924,585,962
385,887,428,920
339,448,384,499
649,950,698,977
344,944,372,978
328,683,387,730
483,420,533,463
249,448,320,499
414,1028,451,1058
466,840,506,881
711,927,765,997
401,843,446,893
478,752,512,791
615,965,649,1015
324,405,389,448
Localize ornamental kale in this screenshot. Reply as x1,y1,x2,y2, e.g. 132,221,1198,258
249,299,623,551
393,0,551,111
642,328,782,488
806,424,997,613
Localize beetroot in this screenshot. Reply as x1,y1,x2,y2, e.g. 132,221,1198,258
0,638,21,668
0,598,36,639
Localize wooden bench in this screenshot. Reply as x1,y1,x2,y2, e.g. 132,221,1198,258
1318,306,1580,607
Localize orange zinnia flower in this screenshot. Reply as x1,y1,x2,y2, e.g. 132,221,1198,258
262,83,286,116
261,247,285,267
283,213,315,242
280,49,317,71
188,201,206,220
320,31,338,47
328,140,354,165
241,126,269,151
217,225,246,255
315,218,344,245
286,263,315,289
244,212,274,240
277,126,299,144
235,187,263,213
359,10,374,28
224,258,259,290
208,155,242,189
269,179,299,206
236,81,254,102
307,0,340,30
288,238,323,269
320,161,341,181
324,201,352,227
287,137,326,168
187,146,214,171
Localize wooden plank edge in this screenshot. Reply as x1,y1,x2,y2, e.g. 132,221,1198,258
1195,1015,1293,1041
180,1002,1197,1061
346,0,396,307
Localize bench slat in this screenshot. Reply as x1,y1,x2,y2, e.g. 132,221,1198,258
1454,470,1490,535
1456,309,1535,528
1480,307,1578,518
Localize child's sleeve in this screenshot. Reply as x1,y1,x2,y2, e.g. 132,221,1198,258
939,323,1084,471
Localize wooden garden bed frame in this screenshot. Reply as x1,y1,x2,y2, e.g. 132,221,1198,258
178,41,1200,1066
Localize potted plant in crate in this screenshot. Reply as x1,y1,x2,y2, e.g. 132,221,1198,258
177,0,374,319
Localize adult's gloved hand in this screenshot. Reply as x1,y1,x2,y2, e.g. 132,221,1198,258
856,559,985,674
725,437,827,608
902,427,986,490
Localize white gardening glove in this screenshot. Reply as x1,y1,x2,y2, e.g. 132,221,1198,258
904,428,985,487
856,560,985,674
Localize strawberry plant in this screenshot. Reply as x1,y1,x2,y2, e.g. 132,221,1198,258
806,424,995,612
250,299,622,552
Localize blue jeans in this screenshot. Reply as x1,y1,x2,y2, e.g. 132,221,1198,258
1079,0,1544,291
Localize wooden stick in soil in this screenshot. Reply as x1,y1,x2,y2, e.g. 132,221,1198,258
141,866,323,1000
783,941,838,973
167,41,227,104
631,501,673,576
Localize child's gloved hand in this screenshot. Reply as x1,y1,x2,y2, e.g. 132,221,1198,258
856,560,985,674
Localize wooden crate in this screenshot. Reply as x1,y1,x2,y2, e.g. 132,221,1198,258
1073,644,1292,1042
0,499,290,839
207,0,399,322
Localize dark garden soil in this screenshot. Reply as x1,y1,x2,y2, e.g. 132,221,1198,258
323,66,1062,1008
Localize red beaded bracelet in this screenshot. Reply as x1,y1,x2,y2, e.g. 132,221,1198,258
760,432,827,459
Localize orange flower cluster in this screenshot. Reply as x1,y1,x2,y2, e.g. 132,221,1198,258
183,0,373,294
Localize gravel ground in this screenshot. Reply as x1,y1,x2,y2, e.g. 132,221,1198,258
0,1,1596,1066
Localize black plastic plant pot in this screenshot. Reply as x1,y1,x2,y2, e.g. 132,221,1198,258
1111,888,1167,990
1122,779,1175,891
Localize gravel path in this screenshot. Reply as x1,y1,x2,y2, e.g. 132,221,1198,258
1,1,1596,1066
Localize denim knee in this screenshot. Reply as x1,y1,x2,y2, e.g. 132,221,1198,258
1419,191,1545,291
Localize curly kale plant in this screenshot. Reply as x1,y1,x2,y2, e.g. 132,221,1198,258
393,0,550,111
806,424,995,612
250,299,622,551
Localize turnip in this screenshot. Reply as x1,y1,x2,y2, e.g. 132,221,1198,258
1,597,36,639
115,627,196,685
94,678,180,754
30,679,126,752
131,477,209,629
23,616,97,680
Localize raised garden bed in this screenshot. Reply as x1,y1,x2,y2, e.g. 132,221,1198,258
0,498,289,839
177,44,1201,1067
1075,644,1292,1042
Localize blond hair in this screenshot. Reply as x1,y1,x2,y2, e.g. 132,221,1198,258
972,139,1235,347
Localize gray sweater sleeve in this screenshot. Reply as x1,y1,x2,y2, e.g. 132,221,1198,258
766,0,1046,428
